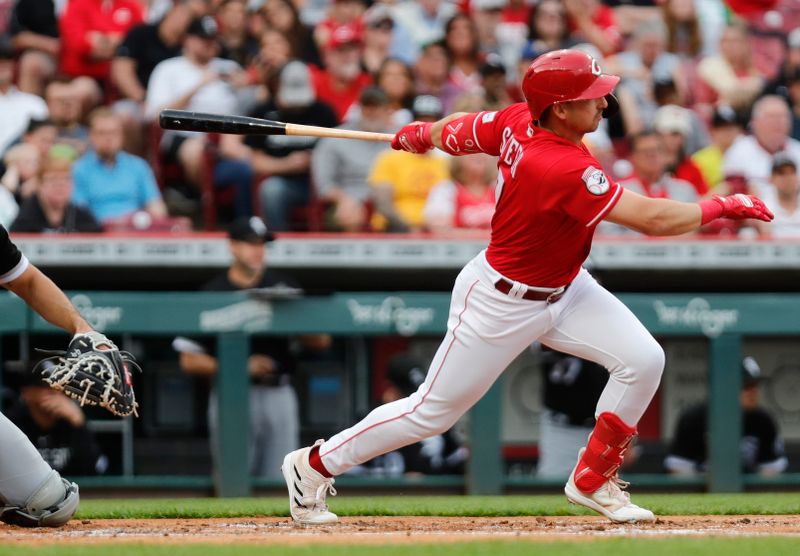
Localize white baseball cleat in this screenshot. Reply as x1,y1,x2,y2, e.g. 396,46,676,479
564,450,656,523
281,440,338,525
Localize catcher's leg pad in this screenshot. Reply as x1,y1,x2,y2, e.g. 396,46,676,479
0,470,79,528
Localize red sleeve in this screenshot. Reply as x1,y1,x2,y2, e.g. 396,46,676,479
439,102,529,157
549,153,623,227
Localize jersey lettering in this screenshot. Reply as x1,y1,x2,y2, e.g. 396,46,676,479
499,127,524,178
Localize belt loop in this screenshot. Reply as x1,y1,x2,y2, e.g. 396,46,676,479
509,281,525,299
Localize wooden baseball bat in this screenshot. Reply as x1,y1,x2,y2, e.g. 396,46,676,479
159,109,395,142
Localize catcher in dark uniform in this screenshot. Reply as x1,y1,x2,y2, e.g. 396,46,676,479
0,224,138,528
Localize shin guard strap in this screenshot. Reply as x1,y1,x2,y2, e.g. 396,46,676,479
593,412,637,449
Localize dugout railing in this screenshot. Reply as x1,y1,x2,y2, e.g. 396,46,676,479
0,291,798,496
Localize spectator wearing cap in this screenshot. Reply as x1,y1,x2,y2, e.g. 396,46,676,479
691,105,744,191
0,41,48,157
480,54,511,111
563,0,622,56
58,0,145,84
653,104,710,196
612,18,683,137
176,216,317,479
362,4,416,74
112,0,205,108
368,95,450,232
111,0,206,155
146,16,254,222
723,95,800,197
11,144,100,233
221,60,338,230
7,0,60,97
72,108,167,225
310,25,372,123
392,0,458,53
312,86,393,232
314,0,366,53
258,0,321,68
665,356,788,477
755,153,800,238
424,152,497,233
696,22,764,111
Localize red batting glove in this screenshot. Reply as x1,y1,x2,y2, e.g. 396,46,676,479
391,122,434,153
700,194,774,224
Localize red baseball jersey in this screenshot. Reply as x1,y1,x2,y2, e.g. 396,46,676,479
448,102,622,287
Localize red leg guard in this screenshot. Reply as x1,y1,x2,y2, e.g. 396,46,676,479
574,412,636,493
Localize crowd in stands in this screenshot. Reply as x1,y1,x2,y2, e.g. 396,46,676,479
1,0,800,237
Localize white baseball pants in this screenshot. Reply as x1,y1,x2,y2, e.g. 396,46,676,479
319,251,664,475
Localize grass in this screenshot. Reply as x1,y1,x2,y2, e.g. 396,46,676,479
74,493,800,519
2,539,799,556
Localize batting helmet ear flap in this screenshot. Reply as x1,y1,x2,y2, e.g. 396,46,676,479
603,93,619,118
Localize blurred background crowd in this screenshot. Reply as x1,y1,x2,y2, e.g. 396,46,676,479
1,0,800,238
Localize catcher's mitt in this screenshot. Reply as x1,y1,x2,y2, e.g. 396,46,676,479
36,331,140,418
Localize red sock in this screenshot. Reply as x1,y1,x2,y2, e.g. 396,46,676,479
574,412,636,493
308,444,333,478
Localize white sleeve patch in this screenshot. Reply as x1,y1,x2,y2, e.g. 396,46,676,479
482,111,497,124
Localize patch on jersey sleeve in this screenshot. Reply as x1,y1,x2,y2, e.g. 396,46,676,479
481,112,497,123
581,166,610,195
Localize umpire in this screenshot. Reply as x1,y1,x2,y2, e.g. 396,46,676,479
176,217,303,478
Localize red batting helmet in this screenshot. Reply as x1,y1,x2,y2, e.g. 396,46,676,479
522,49,620,121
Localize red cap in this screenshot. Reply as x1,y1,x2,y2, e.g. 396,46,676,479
326,24,363,50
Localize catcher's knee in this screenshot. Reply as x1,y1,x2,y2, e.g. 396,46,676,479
0,470,79,528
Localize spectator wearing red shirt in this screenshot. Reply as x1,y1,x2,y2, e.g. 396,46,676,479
653,104,709,196
424,152,497,232
310,26,371,123
563,0,622,56
59,0,144,82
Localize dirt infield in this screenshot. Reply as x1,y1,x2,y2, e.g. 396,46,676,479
3,516,800,545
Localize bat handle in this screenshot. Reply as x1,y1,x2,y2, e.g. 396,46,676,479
284,123,395,143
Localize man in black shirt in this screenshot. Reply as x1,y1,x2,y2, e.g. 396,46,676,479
6,366,106,477
112,0,207,105
665,356,789,476
535,345,610,478
11,147,101,233
0,223,106,526
176,216,308,477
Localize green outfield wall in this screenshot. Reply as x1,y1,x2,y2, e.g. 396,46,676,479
1,291,798,496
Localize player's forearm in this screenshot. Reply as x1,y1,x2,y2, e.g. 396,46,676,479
111,59,146,102
431,113,469,150
179,351,218,375
5,265,91,335
633,199,702,236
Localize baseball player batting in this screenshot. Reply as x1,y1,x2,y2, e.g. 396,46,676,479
282,49,773,524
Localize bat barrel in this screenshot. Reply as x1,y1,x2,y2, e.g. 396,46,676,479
159,110,287,135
